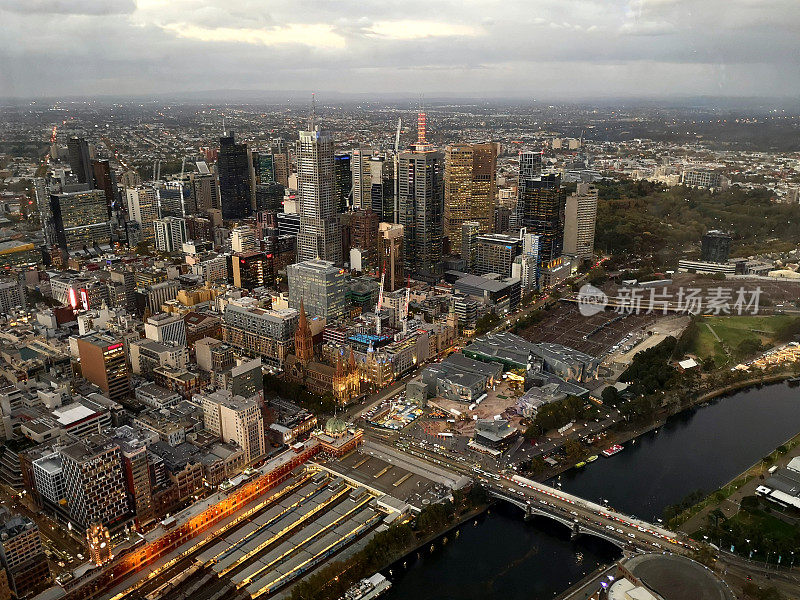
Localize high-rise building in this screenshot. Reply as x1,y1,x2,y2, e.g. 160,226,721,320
474,233,522,277
351,146,372,210
398,114,444,284
255,182,284,212
297,126,341,263
271,138,290,188
287,258,347,321
125,186,159,244
91,159,117,217
231,224,258,253
76,333,131,403
334,153,352,213
50,188,111,253
67,137,92,185
461,221,480,273
218,132,255,220
188,163,218,213
227,251,269,290
60,435,129,529
113,433,153,527
153,216,187,253
444,143,497,249
255,150,275,184
562,182,598,261
370,155,394,221
222,303,298,368
701,230,732,263
349,207,379,273
199,390,265,465
158,181,192,218
516,166,565,264
0,510,51,598
378,222,404,292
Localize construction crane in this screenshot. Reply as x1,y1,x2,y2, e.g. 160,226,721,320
375,262,386,336
393,118,401,224
402,276,411,336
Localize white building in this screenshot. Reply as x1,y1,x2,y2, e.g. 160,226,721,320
198,390,265,465
144,312,187,347
153,217,188,253
230,225,258,254
563,183,598,261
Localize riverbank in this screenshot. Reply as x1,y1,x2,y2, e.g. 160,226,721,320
677,428,800,536
383,503,490,575
530,371,798,486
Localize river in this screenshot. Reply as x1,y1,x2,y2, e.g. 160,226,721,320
382,382,800,600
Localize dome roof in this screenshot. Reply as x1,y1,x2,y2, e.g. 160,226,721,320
325,416,348,436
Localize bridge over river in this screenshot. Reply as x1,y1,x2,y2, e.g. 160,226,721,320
484,473,700,556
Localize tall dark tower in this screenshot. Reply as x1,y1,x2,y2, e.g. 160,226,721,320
397,112,444,284
334,153,352,213
517,151,565,263
68,137,92,185
218,132,254,220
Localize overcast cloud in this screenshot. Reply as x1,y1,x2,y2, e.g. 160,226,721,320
1,0,798,99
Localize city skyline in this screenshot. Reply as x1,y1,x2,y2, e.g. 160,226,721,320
1,0,799,100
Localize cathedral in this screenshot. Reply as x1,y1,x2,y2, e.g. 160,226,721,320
284,300,361,405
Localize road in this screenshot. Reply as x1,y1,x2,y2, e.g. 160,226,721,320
484,475,697,556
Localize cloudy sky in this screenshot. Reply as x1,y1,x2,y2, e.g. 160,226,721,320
1,0,798,100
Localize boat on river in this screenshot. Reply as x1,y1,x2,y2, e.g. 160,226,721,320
601,444,624,457
341,574,392,600
586,455,598,463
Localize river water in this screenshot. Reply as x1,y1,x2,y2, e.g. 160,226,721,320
382,382,800,600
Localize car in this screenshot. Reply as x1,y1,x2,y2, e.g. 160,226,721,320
616,528,623,534
627,533,635,539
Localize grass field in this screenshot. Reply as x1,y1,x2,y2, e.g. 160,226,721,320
726,508,798,544
691,315,797,367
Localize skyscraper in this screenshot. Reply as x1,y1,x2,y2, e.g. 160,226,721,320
350,145,372,210
378,222,404,292
218,132,255,220
562,182,598,261
517,153,565,263
67,137,92,185
349,207,379,272
297,125,341,263
370,155,394,222
271,138,290,188
444,142,496,250
398,113,444,284
125,186,158,244
474,233,522,277
334,153,352,213
461,221,481,273
287,259,347,321
91,159,117,217
189,162,218,213
153,217,188,253
50,187,111,253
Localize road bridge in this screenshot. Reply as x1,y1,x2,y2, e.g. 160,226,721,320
483,474,700,557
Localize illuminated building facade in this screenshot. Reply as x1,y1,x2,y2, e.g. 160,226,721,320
76,333,131,403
